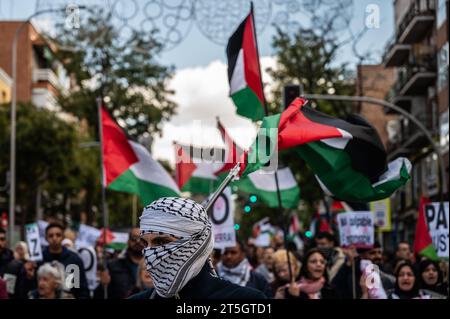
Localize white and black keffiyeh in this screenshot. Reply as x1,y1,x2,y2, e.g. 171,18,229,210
217,259,252,287
140,197,214,298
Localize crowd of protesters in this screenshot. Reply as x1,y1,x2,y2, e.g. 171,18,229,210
0,222,448,299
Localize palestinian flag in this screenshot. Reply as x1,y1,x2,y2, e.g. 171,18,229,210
215,119,244,176
235,167,300,208
101,107,179,205
413,197,439,261
226,7,265,121
98,228,129,251
174,143,222,194
289,213,300,235
239,98,411,203
216,119,300,208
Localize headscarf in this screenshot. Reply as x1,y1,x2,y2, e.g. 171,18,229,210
217,258,252,286
418,259,445,294
392,260,420,299
140,197,214,298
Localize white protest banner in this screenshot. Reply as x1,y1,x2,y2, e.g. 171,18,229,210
75,224,101,248
2,273,17,295
210,187,236,249
337,211,374,248
25,223,43,262
37,220,49,246
424,202,449,258
370,198,392,232
77,245,98,291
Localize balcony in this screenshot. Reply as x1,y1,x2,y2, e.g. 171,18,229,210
383,37,411,67
385,87,413,114
388,111,436,159
397,0,435,44
397,56,436,96
33,68,60,89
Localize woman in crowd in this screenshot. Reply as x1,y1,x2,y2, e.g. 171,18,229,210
271,249,300,297
13,241,29,262
28,261,73,299
387,260,434,299
276,248,338,299
418,259,448,298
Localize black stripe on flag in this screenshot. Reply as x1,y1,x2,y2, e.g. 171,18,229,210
301,106,387,183
226,13,250,82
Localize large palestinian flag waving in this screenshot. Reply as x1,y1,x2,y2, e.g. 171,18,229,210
239,98,411,202
101,107,179,205
226,8,265,121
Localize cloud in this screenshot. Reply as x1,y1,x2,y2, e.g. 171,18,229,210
152,56,277,165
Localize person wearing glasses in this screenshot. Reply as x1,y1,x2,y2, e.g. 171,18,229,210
95,227,145,299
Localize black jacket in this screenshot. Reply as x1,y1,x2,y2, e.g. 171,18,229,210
94,250,139,299
14,246,89,299
246,271,273,298
42,246,89,299
0,248,14,277
129,263,267,299
332,258,394,299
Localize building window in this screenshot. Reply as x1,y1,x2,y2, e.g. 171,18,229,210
440,109,449,152
438,42,449,91
437,0,448,28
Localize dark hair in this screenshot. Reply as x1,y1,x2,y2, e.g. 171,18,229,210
394,260,420,298
299,248,329,282
45,222,64,235
212,248,222,259
315,231,335,243
235,238,246,252
0,228,6,235
418,259,444,288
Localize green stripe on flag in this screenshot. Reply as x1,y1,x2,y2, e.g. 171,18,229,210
419,244,440,261
297,141,410,202
234,177,300,208
242,113,281,177
231,86,265,121
108,169,179,205
181,176,219,194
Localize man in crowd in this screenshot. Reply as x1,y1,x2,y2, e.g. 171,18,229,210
96,227,144,299
0,228,13,277
130,197,266,299
15,223,89,299
255,247,275,283
332,241,395,299
217,240,273,297
314,231,345,282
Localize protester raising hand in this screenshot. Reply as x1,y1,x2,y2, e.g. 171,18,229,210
343,246,358,266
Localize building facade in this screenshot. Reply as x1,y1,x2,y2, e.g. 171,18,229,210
0,21,70,110
382,0,448,245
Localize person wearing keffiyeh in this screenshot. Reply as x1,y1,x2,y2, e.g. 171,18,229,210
128,197,266,299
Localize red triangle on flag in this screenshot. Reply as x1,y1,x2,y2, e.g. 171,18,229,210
174,143,197,189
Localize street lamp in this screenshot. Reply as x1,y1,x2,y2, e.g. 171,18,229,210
8,6,86,244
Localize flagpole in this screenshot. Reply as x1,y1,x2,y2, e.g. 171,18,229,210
96,97,109,299
203,163,241,213
251,1,294,282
